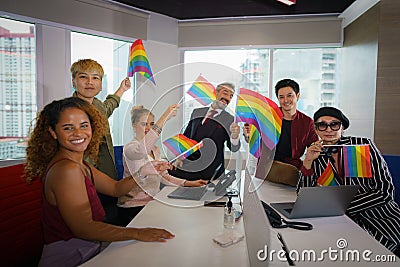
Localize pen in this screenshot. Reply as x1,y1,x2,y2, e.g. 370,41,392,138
277,233,295,266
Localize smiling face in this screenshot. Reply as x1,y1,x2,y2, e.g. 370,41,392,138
315,115,343,145
72,71,102,103
277,86,299,115
215,85,234,108
133,113,154,140
48,107,92,153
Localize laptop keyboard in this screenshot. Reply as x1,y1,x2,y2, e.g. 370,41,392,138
171,186,207,200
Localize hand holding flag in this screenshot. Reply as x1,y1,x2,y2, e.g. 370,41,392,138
163,134,203,162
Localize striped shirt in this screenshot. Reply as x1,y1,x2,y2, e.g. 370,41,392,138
298,136,400,252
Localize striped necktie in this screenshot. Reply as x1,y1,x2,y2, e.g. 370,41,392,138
203,110,217,124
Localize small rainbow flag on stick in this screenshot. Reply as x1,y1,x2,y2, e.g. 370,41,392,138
186,75,216,106
236,88,283,150
248,124,262,158
127,39,155,84
163,134,203,161
317,161,337,186
343,145,372,178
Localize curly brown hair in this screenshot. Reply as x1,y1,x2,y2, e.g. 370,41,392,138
25,97,108,182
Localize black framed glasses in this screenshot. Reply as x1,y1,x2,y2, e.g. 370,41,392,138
315,121,342,131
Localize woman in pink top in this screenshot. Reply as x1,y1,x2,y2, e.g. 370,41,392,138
25,97,174,267
118,105,207,225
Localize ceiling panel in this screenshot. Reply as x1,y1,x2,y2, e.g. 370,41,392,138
113,0,356,20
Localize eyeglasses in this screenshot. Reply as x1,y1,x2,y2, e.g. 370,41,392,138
315,121,342,131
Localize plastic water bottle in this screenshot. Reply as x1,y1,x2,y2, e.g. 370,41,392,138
224,196,235,229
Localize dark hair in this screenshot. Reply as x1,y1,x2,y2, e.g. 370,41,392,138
25,97,107,181
216,82,235,93
275,79,300,97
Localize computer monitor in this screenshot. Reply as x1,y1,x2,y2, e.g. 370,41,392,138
242,170,272,267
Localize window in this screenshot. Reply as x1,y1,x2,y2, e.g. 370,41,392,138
71,32,134,146
183,49,270,125
183,47,342,161
184,47,341,123
0,17,36,160
272,48,340,117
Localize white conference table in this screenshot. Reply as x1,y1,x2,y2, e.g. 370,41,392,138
81,186,249,267
82,176,398,266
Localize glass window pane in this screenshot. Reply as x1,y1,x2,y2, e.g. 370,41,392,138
183,49,270,124
0,18,36,160
183,49,270,156
272,48,340,117
71,32,133,146
183,47,343,157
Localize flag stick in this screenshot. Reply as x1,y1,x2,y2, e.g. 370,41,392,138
323,144,369,147
169,141,203,163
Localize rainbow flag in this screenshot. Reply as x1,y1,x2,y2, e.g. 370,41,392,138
127,39,155,84
317,161,337,186
236,88,283,150
248,124,261,158
186,75,216,106
163,134,203,160
343,145,372,178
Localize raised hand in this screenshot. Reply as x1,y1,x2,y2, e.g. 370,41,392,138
230,122,240,139
243,123,251,137
303,140,323,169
119,77,131,92
161,104,179,122
115,77,131,97
140,160,172,177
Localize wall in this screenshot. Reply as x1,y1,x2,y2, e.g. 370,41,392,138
179,16,343,47
36,24,71,107
340,3,379,139
0,0,148,39
340,0,400,155
374,0,400,155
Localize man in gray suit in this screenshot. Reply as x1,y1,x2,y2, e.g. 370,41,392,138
169,82,240,180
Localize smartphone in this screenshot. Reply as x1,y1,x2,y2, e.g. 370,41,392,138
204,201,226,207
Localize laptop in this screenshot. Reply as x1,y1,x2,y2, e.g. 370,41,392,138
270,185,359,219
167,168,236,201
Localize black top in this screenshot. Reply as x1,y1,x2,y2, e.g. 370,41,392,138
274,119,292,162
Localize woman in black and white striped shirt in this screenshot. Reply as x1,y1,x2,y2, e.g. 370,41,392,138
299,107,400,256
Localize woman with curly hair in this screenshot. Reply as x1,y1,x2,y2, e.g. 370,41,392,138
25,97,174,267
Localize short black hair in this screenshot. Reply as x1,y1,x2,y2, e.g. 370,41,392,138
275,79,300,97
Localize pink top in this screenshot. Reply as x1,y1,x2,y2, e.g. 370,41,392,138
119,129,186,208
